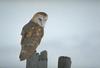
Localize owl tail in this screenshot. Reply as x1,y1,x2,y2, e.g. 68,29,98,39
19,50,37,61
19,51,26,61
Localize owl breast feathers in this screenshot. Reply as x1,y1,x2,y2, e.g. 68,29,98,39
19,21,44,61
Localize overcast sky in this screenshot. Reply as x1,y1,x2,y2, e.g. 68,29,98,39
0,0,100,68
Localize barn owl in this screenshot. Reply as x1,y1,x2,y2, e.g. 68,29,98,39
19,12,48,61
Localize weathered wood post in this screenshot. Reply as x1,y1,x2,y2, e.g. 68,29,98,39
58,56,71,68
26,50,47,68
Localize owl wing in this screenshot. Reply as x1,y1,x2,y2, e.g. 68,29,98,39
20,23,44,61
21,23,44,46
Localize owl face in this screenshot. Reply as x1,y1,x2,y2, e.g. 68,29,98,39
32,12,48,27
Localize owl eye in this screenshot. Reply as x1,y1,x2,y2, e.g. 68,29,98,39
38,18,42,21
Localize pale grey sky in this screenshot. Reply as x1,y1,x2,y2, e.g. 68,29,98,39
0,0,100,68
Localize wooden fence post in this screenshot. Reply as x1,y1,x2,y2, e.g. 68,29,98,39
26,50,47,68
58,56,71,68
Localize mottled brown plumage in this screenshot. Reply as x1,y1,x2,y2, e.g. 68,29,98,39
19,12,48,61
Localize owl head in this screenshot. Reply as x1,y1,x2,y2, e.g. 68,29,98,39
32,12,48,27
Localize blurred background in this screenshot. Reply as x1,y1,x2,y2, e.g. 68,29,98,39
0,0,100,68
